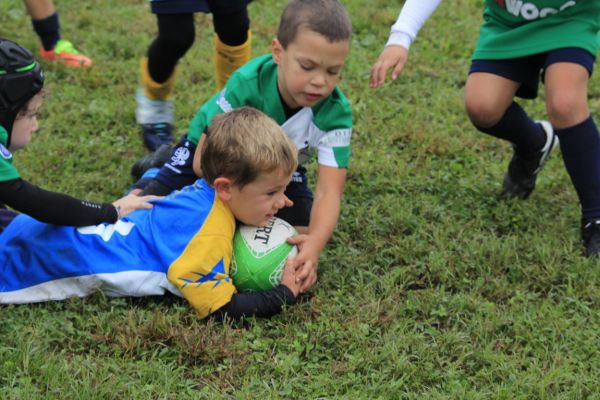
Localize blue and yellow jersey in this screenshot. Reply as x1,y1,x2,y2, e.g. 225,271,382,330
0,179,236,319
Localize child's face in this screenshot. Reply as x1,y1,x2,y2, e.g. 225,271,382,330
272,30,349,109
226,169,292,227
10,93,43,152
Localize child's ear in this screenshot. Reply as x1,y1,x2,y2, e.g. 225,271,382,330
214,177,234,201
271,38,283,64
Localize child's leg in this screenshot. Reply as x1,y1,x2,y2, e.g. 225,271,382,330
465,72,547,156
210,0,252,91
465,65,557,199
25,0,59,51
25,0,92,68
136,13,195,151
146,13,195,84
544,60,600,255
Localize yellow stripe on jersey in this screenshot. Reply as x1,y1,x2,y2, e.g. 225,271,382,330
167,196,236,319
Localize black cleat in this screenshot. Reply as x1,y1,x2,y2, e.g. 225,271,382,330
501,120,558,199
131,144,173,180
141,123,174,151
582,219,600,258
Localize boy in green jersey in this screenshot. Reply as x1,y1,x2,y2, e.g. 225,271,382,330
134,0,353,292
370,0,600,257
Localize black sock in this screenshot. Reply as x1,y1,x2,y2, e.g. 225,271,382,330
31,12,60,51
147,13,195,83
555,116,600,221
475,102,546,155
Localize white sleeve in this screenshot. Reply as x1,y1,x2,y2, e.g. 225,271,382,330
385,0,443,50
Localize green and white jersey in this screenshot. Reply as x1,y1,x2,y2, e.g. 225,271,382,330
475,0,600,60
188,54,353,168
0,126,19,182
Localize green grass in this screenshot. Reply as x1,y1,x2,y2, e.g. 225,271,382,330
2,0,600,398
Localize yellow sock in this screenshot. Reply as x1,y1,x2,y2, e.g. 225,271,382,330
139,57,177,100
214,31,252,91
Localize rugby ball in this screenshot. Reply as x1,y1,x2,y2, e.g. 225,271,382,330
231,217,298,292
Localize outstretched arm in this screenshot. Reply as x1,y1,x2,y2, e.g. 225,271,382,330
370,0,442,88
0,178,116,226
210,258,301,320
288,165,346,293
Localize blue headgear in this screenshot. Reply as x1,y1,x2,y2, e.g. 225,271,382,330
0,38,45,147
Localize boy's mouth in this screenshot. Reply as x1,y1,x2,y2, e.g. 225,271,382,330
304,92,322,102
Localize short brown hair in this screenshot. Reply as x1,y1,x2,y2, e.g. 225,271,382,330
15,89,46,119
276,0,352,48
201,107,298,187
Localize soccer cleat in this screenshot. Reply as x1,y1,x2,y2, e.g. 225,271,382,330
38,39,92,68
140,123,174,152
582,219,600,257
501,120,558,199
131,143,173,180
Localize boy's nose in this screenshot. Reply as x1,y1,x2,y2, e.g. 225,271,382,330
311,73,326,87
274,195,286,209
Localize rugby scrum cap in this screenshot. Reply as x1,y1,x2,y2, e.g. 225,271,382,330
0,38,44,146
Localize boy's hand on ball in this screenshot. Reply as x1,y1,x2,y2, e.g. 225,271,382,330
281,257,301,297
287,234,320,293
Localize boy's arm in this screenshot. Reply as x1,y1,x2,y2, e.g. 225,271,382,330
288,165,346,292
209,285,297,320
0,178,119,226
168,232,300,320
370,0,442,87
210,257,301,320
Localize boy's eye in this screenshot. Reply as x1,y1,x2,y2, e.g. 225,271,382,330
300,64,313,71
327,69,340,76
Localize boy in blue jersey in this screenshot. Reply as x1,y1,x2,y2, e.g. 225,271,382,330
135,0,353,293
0,107,301,321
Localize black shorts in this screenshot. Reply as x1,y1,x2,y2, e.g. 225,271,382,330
276,166,313,227
469,47,595,99
150,0,249,15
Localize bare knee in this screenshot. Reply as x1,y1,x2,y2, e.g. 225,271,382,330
464,95,507,128
546,92,588,128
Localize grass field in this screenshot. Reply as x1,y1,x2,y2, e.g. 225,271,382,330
2,0,600,398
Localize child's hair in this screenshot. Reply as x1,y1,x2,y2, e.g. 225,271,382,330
15,89,46,119
276,0,352,48
201,107,298,187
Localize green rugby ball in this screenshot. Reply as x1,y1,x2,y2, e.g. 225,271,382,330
231,217,298,292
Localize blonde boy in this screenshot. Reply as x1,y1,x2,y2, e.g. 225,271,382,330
0,107,301,320
138,0,354,292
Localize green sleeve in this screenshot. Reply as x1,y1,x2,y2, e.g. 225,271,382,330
186,71,256,145
0,127,19,182
313,88,353,168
